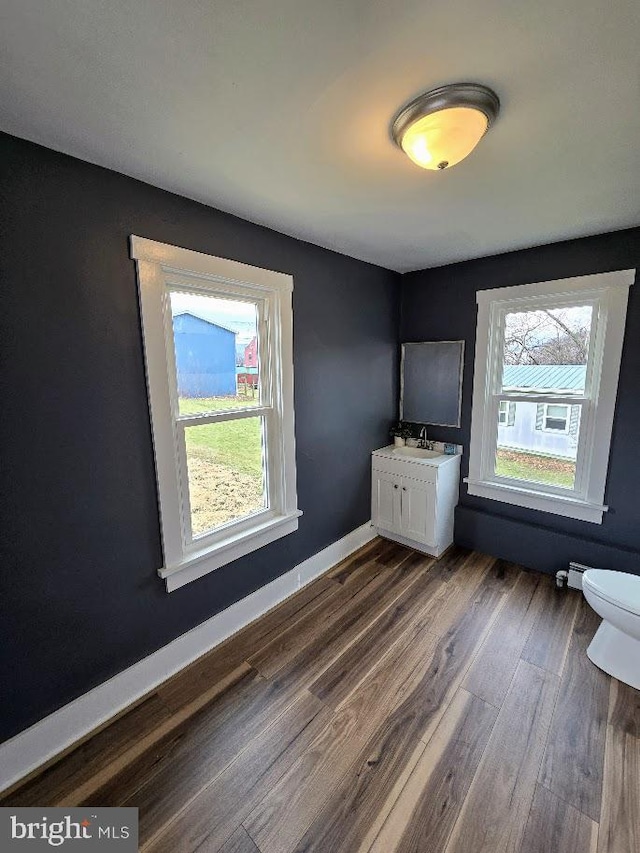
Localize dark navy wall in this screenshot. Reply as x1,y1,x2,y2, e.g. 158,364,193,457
0,132,400,743
173,313,237,397
401,227,640,577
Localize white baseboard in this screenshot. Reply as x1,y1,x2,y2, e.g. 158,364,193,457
0,521,375,794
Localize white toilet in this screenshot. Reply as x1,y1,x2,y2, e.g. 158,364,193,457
582,569,640,689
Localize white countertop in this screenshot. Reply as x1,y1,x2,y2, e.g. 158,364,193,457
372,445,460,467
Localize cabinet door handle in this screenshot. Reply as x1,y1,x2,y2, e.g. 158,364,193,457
402,486,407,491
394,484,399,489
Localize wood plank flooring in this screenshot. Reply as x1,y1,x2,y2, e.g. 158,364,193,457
3,539,638,853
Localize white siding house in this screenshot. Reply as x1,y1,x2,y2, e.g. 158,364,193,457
497,365,585,460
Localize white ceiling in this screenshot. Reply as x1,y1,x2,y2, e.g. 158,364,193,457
2,0,640,272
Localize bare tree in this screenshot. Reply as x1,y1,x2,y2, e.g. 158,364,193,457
504,307,590,365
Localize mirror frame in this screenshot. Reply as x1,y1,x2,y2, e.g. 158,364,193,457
399,340,465,427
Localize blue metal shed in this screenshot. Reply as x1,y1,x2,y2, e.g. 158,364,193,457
172,312,237,397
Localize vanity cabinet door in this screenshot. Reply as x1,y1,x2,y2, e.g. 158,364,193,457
399,475,436,546
371,468,400,532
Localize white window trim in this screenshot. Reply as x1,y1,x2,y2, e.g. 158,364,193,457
131,236,301,591
542,403,570,434
466,269,635,524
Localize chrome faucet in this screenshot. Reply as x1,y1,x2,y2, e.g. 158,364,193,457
417,427,435,451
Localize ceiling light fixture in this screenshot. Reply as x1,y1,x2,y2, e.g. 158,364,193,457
391,82,500,171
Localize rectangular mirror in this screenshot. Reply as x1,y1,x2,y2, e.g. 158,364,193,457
400,341,464,427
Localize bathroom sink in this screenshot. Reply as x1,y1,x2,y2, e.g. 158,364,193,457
392,446,442,459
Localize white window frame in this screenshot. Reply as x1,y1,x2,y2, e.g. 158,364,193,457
131,236,301,591
542,403,570,434
466,269,634,523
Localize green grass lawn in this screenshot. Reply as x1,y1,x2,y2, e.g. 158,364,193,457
179,394,259,415
495,448,575,488
180,395,263,478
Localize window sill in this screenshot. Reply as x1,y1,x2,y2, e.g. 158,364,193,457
158,510,303,591
464,478,607,524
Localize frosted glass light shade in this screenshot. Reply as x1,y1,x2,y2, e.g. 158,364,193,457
391,83,500,172
400,107,489,170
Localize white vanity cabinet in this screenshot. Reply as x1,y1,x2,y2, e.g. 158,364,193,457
371,446,460,557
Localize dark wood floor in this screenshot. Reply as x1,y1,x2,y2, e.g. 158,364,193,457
3,539,639,853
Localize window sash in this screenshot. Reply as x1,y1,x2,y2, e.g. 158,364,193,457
493,294,600,400
486,394,591,498
166,282,271,416
162,283,278,548
176,406,272,427
176,413,273,547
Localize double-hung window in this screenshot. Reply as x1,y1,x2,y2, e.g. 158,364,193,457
543,403,569,433
467,269,634,523
132,237,300,591
498,400,516,426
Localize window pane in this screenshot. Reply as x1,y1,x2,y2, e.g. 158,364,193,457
169,291,261,416
546,404,568,419
495,401,581,489
184,417,266,537
501,305,593,394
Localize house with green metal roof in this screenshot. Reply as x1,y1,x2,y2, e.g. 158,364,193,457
498,365,586,460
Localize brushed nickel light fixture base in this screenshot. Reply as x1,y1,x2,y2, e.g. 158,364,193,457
391,83,500,170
